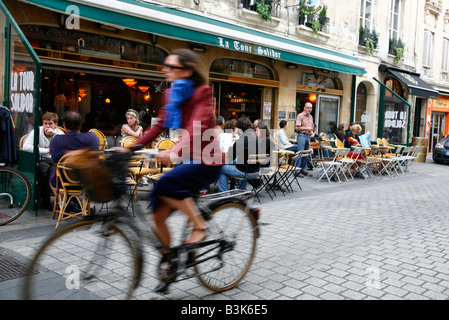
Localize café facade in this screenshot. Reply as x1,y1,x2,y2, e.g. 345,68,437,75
1,0,371,208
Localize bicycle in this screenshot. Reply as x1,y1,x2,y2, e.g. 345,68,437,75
0,164,32,226
22,149,260,300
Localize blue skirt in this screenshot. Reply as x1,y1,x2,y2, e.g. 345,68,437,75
150,162,222,209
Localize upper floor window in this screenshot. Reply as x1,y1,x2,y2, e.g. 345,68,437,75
423,30,434,68
389,0,401,42
360,0,374,32
443,38,449,73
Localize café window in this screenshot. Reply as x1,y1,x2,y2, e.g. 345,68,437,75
297,72,341,90
20,25,168,66
380,83,409,145
210,58,274,80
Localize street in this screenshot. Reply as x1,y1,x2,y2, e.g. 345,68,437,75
1,157,449,300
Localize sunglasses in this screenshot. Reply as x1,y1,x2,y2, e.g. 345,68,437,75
163,63,187,70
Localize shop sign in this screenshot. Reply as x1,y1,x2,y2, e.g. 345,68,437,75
301,0,322,15
384,110,407,129
10,70,35,113
428,97,449,111
217,37,282,59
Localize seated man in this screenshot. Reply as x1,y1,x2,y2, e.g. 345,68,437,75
217,117,260,192
23,112,64,210
49,110,99,196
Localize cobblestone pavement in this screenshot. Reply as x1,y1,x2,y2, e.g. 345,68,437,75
1,157,449,300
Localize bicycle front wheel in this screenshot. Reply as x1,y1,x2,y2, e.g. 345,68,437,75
22,219,143,300
0,167,31,226
195,202,257,292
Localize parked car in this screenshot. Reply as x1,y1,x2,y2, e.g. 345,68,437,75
433,136,449,164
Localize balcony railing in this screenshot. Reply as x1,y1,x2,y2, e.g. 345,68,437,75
298,13,330,34
240,0,281,19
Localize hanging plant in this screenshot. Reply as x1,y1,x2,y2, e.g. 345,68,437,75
255,0,272,22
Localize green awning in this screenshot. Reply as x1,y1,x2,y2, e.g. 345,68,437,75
20,0,366,75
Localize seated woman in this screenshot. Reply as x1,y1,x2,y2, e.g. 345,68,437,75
121,109,143,138
344,124,364,159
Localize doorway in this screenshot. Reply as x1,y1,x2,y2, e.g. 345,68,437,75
430,112,446,152
317,95,340,134
214,82,263,122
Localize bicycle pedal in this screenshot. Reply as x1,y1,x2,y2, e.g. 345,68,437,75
154,282,170,294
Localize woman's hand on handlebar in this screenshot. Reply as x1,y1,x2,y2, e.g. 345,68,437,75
157,150,171,164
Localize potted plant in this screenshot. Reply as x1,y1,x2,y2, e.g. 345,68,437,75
393,38,405,63
318,4,328,30
255,0,272,22
310,19,321,36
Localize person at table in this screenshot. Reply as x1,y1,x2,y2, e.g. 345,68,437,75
121,109,143,138
335,123,345,142
344,124,362,149
256,121,275,169
23,112,64,210
277,120,297,152
49,110,99,196
219,119,239,153
217,117,260,192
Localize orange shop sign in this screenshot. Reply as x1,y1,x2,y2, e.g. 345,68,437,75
428,97,449,112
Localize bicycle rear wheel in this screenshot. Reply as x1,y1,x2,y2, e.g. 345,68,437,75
194,202,257,292
0,167,31,226
22,219,143,300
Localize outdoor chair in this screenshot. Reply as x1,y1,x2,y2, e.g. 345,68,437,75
317,147,350,183
52,153,92,229
89,128,108,151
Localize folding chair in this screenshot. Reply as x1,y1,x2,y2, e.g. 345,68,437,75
356,147,378,180
339,147,364,181
317,148,350,183
245,154,275,202
281,149,313,192
52,154,92,229
309,142,322,169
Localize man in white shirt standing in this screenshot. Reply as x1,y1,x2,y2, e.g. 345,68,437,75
277,120,297,152
23,112,64,209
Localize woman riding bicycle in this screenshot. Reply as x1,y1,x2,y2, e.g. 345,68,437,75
119,49,225,289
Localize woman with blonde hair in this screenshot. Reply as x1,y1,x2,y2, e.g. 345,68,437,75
344,123,362,149
121,109,143,138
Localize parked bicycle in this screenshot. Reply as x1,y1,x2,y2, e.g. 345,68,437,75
22,149,260,299
0,164,31,226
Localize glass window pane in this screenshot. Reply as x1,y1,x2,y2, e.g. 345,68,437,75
317,96,339,134
382,94,408,144
9,27,38,148
210,58,274,80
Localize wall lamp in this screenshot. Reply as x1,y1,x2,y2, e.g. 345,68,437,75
286,62,298,69
190,44,207,53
